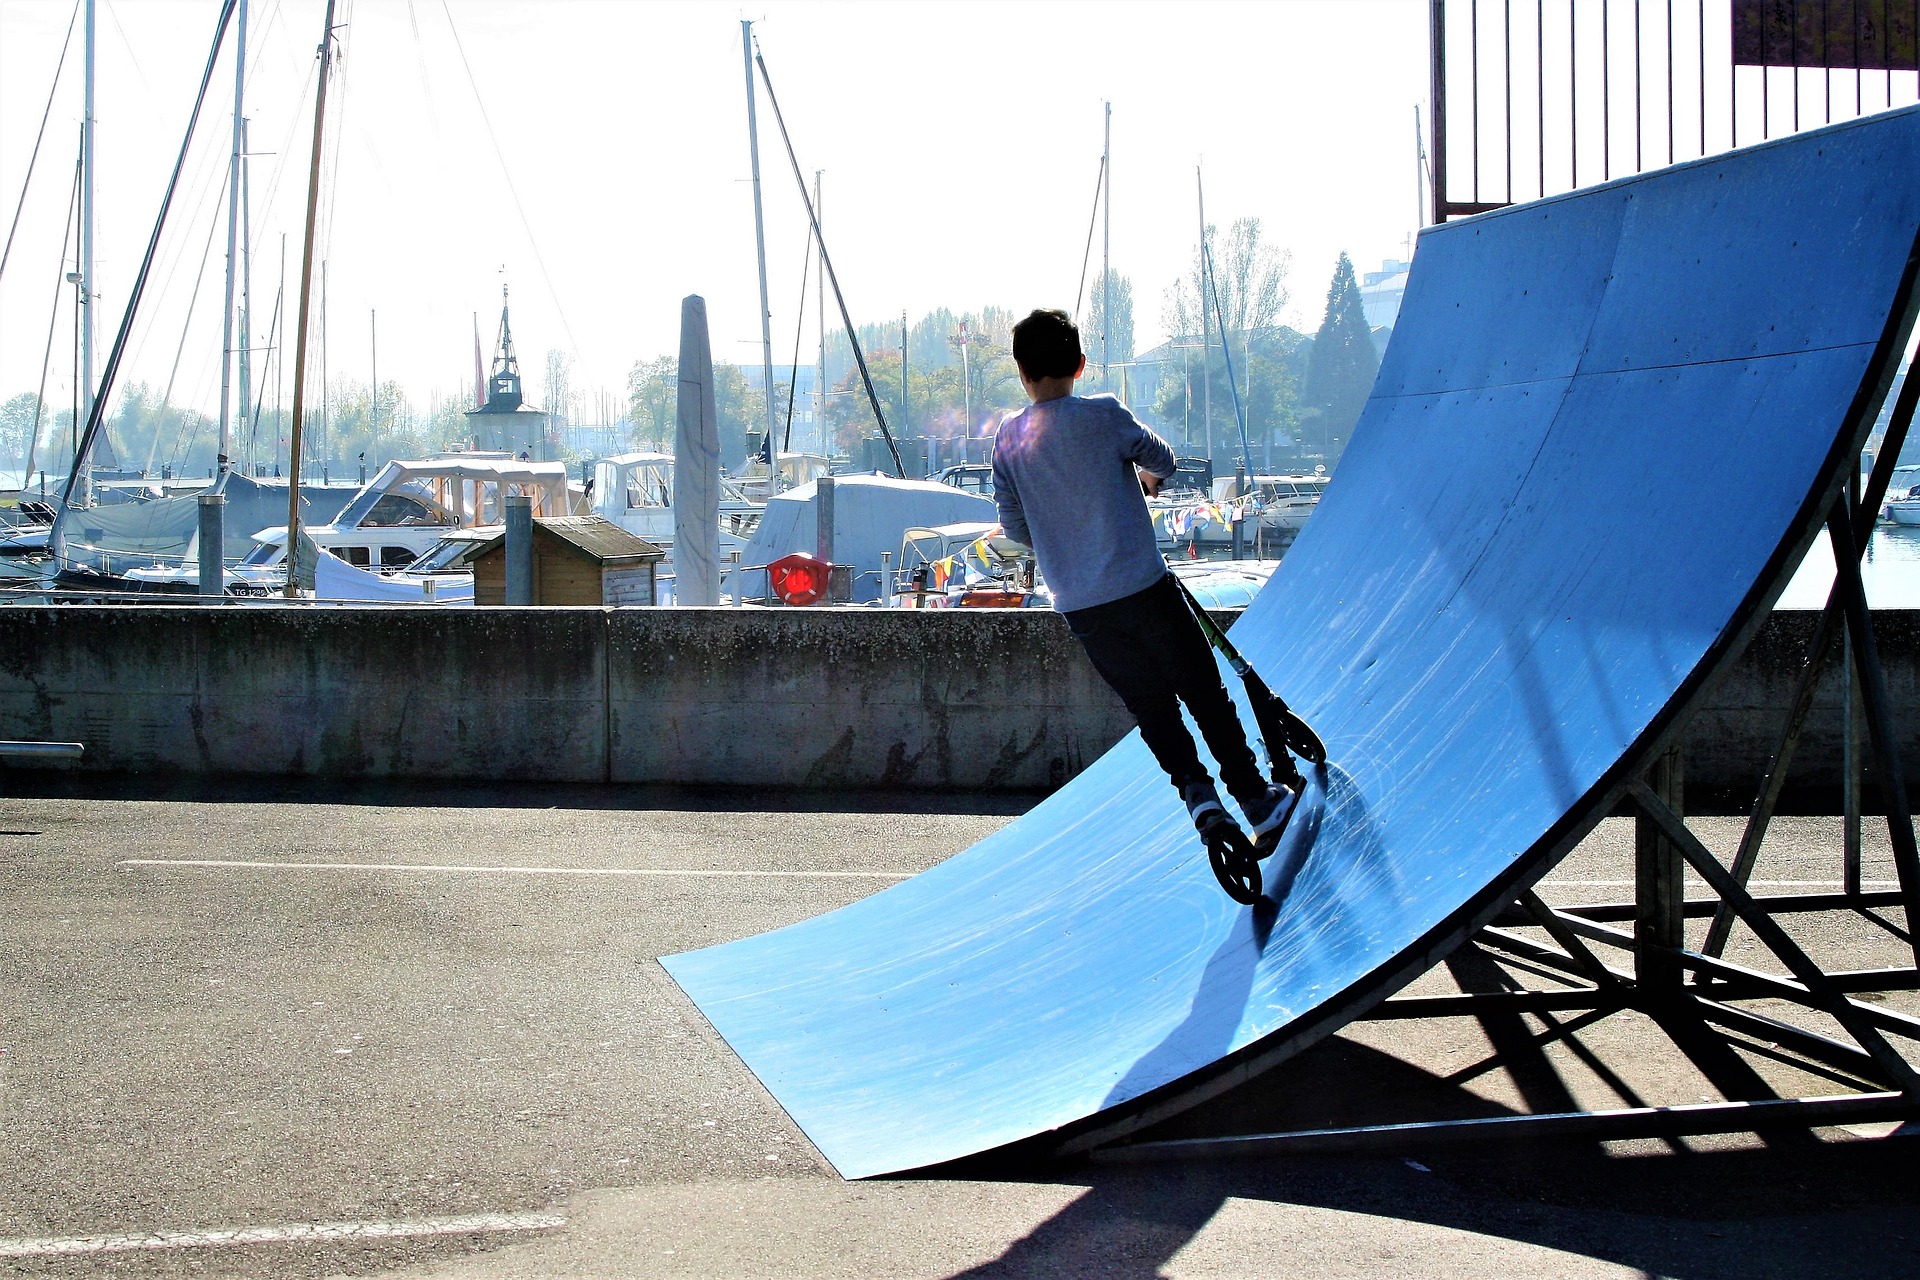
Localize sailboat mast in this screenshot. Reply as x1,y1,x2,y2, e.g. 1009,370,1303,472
1101,101,1110,393
814,169,824,457
1196,166,1211,465
238,116,253,475
283,0,338,597
218,0,246,473
79,0,96,439
741,20,778,477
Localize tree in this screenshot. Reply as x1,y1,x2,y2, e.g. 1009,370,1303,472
1301,252,1380,464
0,392,46,465
626,356,676,451
1162,217,1288,344
1084,268,1134,394
626,354,752,465
543,349,573,424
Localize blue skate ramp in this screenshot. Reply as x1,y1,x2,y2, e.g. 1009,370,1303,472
662,110,1920,1180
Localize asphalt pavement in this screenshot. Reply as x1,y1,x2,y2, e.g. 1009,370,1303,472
1,776,1915,1278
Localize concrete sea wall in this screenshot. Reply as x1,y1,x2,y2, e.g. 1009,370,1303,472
0,605,1909,807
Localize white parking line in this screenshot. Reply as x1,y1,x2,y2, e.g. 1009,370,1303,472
0,1212,565,1259
121,858,914,879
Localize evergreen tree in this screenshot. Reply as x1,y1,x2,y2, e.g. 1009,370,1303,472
1301,252,1379,464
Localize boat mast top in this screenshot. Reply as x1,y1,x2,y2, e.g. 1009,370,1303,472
79,0,96,443
741,19,779,482
217,0,247,473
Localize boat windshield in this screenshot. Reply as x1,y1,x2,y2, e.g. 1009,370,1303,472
596,458,674,510
240,540,282,566
409,539,476,572
334,478,457,530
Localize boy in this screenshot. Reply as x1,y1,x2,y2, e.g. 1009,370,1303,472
992,308,1295,852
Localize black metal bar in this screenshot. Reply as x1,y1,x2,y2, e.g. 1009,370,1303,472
1432,0,1449,224
1571,0,1579,187
1669,996,1898,1083
1826,500,1920,968
1666,0,1675,164
1504,0,1514,202
1636,749,1686,987
1703,597,1843,957
1555,888,1909,923
1630,781,1920,1090
1635,0,1644,172
1668,948,1920,1040
1477,924,1637,986
1093,1093,1916,1164
1361,989,1616,1019
1473,0,1483,202
1520,887,1627,989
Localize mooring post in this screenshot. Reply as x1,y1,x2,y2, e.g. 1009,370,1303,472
197,492,225,601
1635,747,1686,991
505,494,533,606
816,473,836,565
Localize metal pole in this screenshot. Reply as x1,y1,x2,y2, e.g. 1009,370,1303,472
1634,748,1686,990
1196,167,1211,463
238,116,253,474
217,0,246,473
1102,100,1111,393
1431,0,1449,223
505,493,533,605
283,0,337,598
815,170,825,458
79,0,96,437
900,308,909,469
370,307,377,460
741,20,779,478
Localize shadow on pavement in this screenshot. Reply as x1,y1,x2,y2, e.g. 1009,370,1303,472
0,768,1043,817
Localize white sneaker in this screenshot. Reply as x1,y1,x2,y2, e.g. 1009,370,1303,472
1181,779,1227,833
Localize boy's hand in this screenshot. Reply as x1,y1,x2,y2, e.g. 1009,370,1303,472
1138,467,1165,497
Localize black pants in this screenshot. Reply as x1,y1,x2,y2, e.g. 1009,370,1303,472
1064,574,1266,801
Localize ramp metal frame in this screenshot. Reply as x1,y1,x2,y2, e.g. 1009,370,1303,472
1095,369,1920,1165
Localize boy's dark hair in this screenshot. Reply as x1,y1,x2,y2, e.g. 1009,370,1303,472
1011,308,1083,380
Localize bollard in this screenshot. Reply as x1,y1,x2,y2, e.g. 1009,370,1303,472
1231,465,1247,561
816,474,836,565
505,494,534,605
880,551,894,607
198,492,226,600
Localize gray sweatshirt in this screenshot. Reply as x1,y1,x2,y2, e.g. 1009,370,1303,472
992,393,1177,613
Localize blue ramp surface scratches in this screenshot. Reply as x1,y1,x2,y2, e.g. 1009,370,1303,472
662,111,1920,1180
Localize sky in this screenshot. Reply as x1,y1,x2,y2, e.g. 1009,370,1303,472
0,0,1433,431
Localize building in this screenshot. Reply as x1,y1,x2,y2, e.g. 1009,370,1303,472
463,286,553,459
471,515,664,606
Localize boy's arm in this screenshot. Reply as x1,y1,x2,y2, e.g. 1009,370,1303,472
1123,414,1178,481
992,449,1032,548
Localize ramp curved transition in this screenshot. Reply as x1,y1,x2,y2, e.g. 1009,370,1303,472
663,111,1920,1179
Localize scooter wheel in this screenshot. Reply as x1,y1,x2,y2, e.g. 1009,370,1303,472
1282,709,1327,765
1206,829,1263,904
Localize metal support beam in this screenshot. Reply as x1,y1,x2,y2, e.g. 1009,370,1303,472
1629,782,1920,1092
1093,1093,1919,1164
1826,500,1920,969
1636,750,1686,989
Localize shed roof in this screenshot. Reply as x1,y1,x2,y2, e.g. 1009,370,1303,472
471,515,664,565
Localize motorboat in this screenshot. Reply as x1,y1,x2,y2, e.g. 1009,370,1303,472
1881,465,1920,524
589,452,762,559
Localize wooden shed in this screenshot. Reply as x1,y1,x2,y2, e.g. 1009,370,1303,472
472,516,664,606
